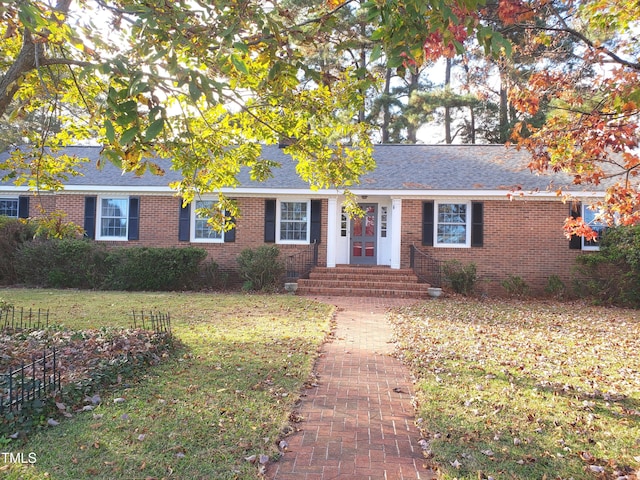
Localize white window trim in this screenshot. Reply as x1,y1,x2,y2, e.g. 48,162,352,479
434,200,471,248
96,196,129,241
0,197,19,218
582,204,604,251
276,199,311,245
191,200,224,243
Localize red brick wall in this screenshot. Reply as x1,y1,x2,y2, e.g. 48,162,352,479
401,198,585,295
23,192,587,295
32,194,327,279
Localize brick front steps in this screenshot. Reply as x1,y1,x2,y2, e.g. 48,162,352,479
295,266,431,299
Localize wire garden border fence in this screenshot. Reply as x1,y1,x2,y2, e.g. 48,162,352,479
0,349,61,415
1,307,50,332
130,310,171,334
1,308,172,417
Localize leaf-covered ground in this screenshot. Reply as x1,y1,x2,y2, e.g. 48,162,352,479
1,327,170,386
390,298,640,480
0,289,333,480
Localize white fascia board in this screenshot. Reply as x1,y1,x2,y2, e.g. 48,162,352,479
355,189,606,199
0,186,31,193
1,184,606,200
62,185,178,193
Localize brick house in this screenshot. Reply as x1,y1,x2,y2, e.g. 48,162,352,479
0,144,604,295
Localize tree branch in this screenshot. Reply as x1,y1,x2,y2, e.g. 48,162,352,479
516,23,640,72
0,0,76,118
243,0,359,47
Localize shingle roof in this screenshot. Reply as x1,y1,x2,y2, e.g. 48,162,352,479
0,144,595,193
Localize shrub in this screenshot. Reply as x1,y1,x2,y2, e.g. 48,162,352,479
0,218,36,285
442,260,477,296
13,240,208,291
237,245,284,291
14,238,107,288
103,247,208,291
544,274,566,298
574,225,640,308
32,210,83,240
198,259,228,290
501,275,530,297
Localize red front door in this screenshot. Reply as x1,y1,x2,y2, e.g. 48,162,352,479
350,204,377,265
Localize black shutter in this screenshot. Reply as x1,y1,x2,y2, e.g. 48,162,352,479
225,211,236,242
264,199,276,243
422,201,434,246
178,200,190,241
569,202,582,249
18,196,29,218
128,197,140,240
310,199,321,244
471,201,483,247
84,196,97,239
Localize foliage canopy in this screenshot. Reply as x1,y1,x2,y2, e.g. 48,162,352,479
1,0,640,235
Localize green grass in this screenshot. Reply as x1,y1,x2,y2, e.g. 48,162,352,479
0,289,333,479
390,298,640,480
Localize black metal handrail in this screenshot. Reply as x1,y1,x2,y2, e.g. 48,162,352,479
284,241,319,281
410,244,443,287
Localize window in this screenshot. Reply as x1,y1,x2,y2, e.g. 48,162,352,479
98,198,129,240
85,196,138,241
582,204,606,251
435,202,470,247
0,198,18,217
380,206,388,238
340,206,347,237
278,200,309,243
192,200,223,242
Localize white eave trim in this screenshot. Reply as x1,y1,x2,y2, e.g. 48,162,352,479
0,184,606,199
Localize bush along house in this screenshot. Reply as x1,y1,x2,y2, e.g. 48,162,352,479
0,144,606,297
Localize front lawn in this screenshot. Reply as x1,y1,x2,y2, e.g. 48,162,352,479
0,289,333,480
390,298,640,480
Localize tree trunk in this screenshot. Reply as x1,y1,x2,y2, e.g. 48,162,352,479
444,57,452,144
358,20,367,123
381,68,392,143
469,105,476,144
499,61,509,143
406,67,419,143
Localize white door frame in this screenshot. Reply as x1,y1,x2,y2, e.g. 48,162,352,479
327,196,401,269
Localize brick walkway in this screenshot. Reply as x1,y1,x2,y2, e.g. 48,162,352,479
267,296,435,480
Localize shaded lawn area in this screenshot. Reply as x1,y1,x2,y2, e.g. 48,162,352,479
0,289,333,480
390,298,640,480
